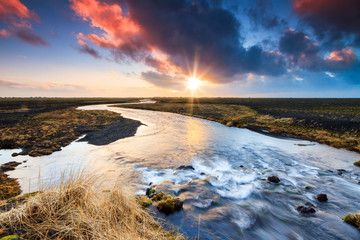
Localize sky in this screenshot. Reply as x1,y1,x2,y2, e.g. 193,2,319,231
0,0,360,97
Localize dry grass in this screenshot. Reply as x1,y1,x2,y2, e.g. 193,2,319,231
0,172,182,240
0,172,21,200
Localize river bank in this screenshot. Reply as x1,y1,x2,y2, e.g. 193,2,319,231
116,98,360,154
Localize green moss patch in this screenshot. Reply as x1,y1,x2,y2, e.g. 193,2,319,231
343,213,360,230
0,235,23,240
354,161,360,167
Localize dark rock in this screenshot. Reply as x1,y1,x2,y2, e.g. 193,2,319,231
146,188,155,197
200,172,206,176
297,205,316,214
11,153,19,157
337,169,347,175
316,194,328,202
267,176,280,183
240,165,244,168
174,198,183,209
305,185,313,190
177,165,195,171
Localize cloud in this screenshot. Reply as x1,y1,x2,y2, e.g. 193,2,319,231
279,29,357,71
0,0,39,29
0,0,47,46
246,0,288,30
77,39,101,59
325,72,335,78
10,29,47,46
292,0,360,47
141,71,186,90
0,78,85,91
0,0,39,22
0,79,22,88
0,29,10,38
70,0,288,89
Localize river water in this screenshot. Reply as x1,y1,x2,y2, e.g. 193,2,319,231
1,104,360,239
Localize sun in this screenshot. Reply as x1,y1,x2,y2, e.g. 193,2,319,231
187,77,202,90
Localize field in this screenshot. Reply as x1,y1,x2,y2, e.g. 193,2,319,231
0,98,141,157
117,98,360,153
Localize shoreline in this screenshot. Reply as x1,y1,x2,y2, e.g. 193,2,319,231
115,102,360,155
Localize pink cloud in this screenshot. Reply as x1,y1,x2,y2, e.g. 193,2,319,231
0,29,9,38
326,47,356,63
0,0,39,25
0,0,47,46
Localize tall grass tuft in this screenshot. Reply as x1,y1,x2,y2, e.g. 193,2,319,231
0,171,182,239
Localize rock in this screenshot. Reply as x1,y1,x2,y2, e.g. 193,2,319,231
152,192,166,202
343,213,360,229
239,165,244,168
316,194,328,202
200,172,206,176
156,198,183,215
177,165,195,171
305,185,313,190
337,169,347,175
354,161,360,167
11,153,19,157
146,188,155,198
297,205,316,214
267,176,280,183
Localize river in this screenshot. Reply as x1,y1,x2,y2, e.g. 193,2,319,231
1,103,360,239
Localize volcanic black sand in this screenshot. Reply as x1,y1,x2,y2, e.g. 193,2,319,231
78,118,142,145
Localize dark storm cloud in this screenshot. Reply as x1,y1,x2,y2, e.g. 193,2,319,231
126,0,287,81
11,29,47,46
279,29,357,71
72,0,288,88
292,0,360,47
246,0,288,30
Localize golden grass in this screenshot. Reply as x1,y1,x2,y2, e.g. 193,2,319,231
0,172,183,240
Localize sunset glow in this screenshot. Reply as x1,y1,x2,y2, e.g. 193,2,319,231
0,0,359,97
187,77,201,91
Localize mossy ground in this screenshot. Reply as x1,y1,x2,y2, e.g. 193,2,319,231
0,108,125,157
